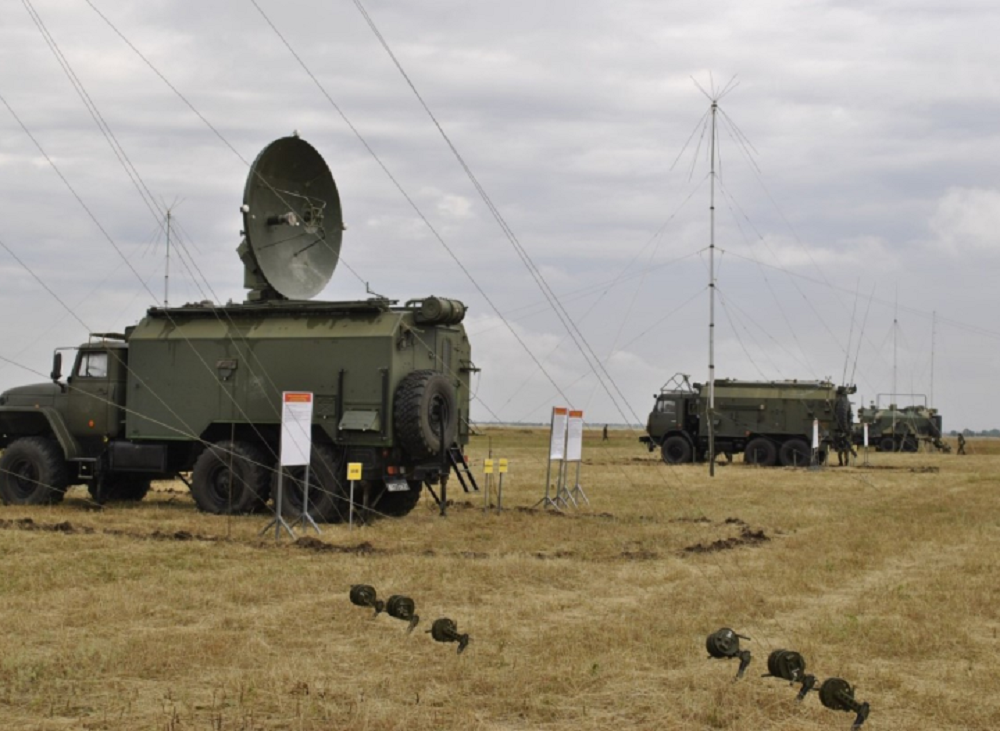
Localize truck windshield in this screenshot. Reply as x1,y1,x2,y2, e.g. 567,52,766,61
77,352,108,379
655,399,676,416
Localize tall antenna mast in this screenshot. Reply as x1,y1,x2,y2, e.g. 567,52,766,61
892,284,898,449
930,310,936,406
708,98,718,477
164,207,173,308
892,284,898,399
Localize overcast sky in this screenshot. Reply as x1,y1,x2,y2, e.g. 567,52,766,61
1,0,998,430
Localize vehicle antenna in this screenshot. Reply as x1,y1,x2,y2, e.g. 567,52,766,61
164,207,172,308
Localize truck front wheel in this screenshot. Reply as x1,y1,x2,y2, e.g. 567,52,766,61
0,436,69,505
878,437,896,453
661,436,693,464
190,440,271,514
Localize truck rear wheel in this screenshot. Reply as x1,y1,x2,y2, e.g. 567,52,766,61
661,436,693,464
744,438,777,466
394,370,458,460
374,479,423,517
89,473,152,504
901,435,919,452
878,437,896,453
0,436,69,505
778,439,811,467
275,444,348,523
190,441,271,514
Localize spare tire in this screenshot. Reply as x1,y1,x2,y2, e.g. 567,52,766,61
393,370,458,459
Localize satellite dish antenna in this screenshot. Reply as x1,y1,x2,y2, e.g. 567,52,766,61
238,136,343,301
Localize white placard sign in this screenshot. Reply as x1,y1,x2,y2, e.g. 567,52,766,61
549,407,568,460
863,423,869,448
566,410,584,462
812,419,820,449
280,392,314,466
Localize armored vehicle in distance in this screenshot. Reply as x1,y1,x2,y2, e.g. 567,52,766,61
0,136,474,520
640,374,855,466
854,395,948,453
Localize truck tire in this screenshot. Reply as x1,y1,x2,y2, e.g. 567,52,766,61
375,479,423,517
878,436,896,453
778,438,811,467
660,435,693,464
901,435,919,453
0,436,69,505
190,440,271,514
89,473,152,504
276,444,348,523
394,370,458,459
744,437,777,466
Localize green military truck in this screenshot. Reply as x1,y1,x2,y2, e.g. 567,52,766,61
640,374,855,466
0,136,474,520
854,396,948,453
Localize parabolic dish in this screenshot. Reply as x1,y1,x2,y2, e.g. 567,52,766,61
242,136,342,300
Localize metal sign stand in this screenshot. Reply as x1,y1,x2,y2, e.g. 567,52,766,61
483,459,494,512
569,460,589,506
497,459,507,512
555,459,576,508
262,470,296,540
294,462,321,534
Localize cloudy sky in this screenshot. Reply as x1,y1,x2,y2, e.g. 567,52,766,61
1,0,998,430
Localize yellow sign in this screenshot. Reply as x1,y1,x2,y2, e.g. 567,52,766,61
484,459,494,474
498,458,508,474
347,462,362,481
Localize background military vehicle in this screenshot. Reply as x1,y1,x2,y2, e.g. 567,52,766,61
0,136,474,520
854,395,948,452
640,374,855,466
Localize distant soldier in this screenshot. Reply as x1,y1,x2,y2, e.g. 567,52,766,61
602,424,609,441
957,433,967,455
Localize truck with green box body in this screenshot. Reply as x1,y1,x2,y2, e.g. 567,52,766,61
0,136,474,519
640,374,855,466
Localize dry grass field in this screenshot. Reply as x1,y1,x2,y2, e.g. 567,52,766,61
1,430,998,730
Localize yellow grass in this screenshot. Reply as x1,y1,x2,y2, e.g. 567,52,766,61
0,431,998,730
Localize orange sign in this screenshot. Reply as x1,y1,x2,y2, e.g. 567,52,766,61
284,392,312,403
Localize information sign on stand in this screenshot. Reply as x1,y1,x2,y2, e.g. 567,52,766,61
809,418,821,470
558,410,589,507
263,392,315,540
347,462,362,529
863,422,870,466
535,407,568,510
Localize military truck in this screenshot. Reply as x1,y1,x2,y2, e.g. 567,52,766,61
640,374,855,466
854,395,948,453
0,136,474,520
